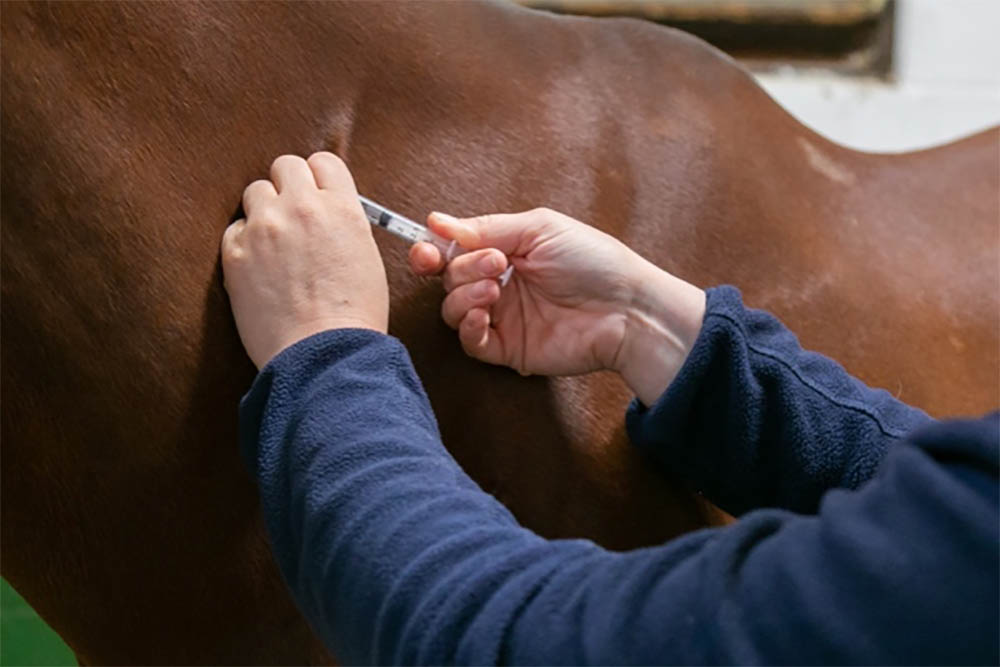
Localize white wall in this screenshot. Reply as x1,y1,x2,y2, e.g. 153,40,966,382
754,0,1000,152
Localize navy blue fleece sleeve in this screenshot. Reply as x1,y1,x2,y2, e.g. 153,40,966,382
240,328,998,665
627,286,933,515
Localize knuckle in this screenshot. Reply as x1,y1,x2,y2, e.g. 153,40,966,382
330,200,362,223
474,213,495,229
529,205,572,231
290,198,322,224
247,201,276,223
221,220,242,247
449,255,473,279
244,179,270,195
480,248,503,271
257,217,283,241
220,240,245,267
308,151,345,170
272,154,306,170
246,208,283,241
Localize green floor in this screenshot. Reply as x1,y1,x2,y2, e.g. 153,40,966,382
1,579,75,666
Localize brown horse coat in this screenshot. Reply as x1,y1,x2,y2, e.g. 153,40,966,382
2,1,997,663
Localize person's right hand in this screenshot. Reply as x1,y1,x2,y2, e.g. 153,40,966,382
409,208,707,405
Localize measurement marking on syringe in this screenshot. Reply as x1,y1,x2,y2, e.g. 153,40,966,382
359,195,514,286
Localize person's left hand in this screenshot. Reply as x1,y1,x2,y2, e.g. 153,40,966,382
221,152,388,369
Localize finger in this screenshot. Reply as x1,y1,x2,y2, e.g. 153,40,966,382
269,154,316,193
427,209,541,255
221,217,246,250
441,279,501,329
242,179,277,215
307,151,357,197
409,242,444,276
220,218,247,278
441,248,508,293
458,308,504,365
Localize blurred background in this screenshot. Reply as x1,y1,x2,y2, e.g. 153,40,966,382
517,0,1000,151
2,1,996,664
1,580,74,666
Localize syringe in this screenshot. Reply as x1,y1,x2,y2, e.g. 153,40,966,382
359,195,514,286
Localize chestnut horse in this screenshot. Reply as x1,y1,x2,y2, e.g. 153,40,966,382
2,1,997,663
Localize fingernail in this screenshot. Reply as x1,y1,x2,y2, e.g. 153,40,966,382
431,211,460,225
473,281,491,298
478,253,500,274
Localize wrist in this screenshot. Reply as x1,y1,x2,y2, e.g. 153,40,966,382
615,262,706,406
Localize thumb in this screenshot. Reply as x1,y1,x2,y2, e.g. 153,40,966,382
427,210,539,256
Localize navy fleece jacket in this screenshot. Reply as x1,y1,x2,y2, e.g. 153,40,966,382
240,285,999,665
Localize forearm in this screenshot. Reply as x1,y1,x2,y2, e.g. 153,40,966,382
240,329,586,664
622,283,933,515
238,328,994,666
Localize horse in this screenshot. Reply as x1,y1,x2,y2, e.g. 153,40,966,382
3,1,996,663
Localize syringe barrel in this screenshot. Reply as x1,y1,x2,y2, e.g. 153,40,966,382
360,195,468,261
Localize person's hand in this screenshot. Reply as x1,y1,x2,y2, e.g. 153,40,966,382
409,208,706,404
221,152,388,369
